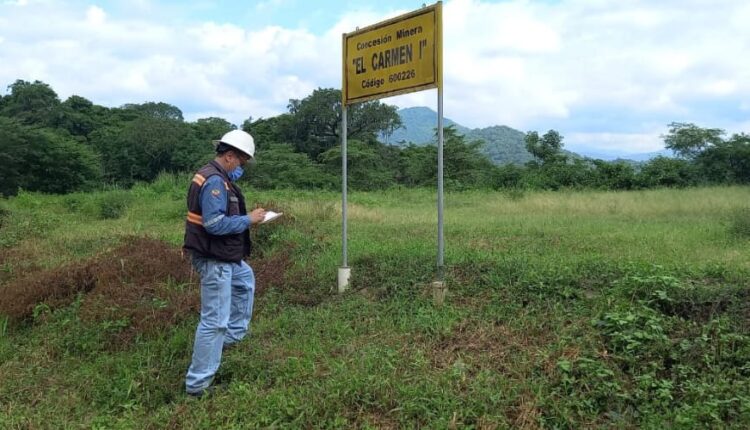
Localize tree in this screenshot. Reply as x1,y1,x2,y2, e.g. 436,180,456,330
638,156,697,188
525,130,565,166
284,88,401,159
122,102,184,121
522,129,595,189
0,117,101,195
95,117,203,185
192,117,236,142
319,140,395,190
395,126,499,190
58,95,98,141
663,122,724,159
0,80,61,127
242,115,296,150
248,144,335,189
592,160,637,190
696,133,750,184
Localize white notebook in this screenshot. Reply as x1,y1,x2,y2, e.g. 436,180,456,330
261,211,283,224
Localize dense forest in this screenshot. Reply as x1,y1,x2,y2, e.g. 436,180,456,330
1,79,748,196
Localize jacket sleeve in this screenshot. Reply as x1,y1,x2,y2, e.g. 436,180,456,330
199,175,251,235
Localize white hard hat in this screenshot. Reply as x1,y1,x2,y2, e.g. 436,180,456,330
215,130,255,158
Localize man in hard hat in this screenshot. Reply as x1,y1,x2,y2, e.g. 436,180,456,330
183,129,266,398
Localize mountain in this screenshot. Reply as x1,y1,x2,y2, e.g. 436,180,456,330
381,107,673,165
464,125,533,165
578,149,673,162
382,106,470,145
381,107,532,164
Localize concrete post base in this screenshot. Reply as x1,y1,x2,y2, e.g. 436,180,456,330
432,280,447,306
338,267,351,293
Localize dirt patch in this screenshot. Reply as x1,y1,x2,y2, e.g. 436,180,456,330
248,242,328,307
0,247,41,284
428,321,549,429
0,237,305,344
431,320,552,375
248,243,295,297
0,237,199,343
256,250,330,307
506,393,542,430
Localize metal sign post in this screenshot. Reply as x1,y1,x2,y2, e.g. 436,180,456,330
338,104,350,293
340,2,443,297
433,5,446,305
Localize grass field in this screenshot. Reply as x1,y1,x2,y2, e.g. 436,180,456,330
1,177,749,428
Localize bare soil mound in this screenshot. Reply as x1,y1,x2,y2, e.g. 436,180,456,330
1,238,198,340
1,237,300,343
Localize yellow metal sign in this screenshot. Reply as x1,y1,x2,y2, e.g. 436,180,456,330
342,2,442,105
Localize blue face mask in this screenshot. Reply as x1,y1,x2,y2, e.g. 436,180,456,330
228,166,244,182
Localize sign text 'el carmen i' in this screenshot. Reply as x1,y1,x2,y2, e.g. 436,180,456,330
343,3,442,104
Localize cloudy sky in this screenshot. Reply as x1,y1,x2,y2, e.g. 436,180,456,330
1,0,748,157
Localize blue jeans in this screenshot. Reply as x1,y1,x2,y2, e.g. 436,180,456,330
185,257,255,394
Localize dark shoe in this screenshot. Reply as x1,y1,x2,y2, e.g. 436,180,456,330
187,383,225,399
222,342,237,352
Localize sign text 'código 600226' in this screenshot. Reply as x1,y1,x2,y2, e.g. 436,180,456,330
342,2,442,105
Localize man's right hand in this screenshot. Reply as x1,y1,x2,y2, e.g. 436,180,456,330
249,208,267,225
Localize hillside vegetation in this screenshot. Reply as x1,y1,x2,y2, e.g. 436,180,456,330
384,107,533,165
1,181,750,428
4,80,749,197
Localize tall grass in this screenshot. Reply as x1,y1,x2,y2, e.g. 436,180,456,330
1,181,749,428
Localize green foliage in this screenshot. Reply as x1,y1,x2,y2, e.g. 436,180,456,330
191,117,236,142
592,160,637,190
728,207,750,239
393,127,500,190
319,140,396,191
248,144,335,189
638,156,698,188
0,79,61,127
121,102,184,121
58,95,99,140
383,106,469,145
664,122,725,159
2,187,750,427
525,129,565,165
466,125,532,165
0,117,101,196
94,117,206,186
97,190,133,219
283,88,401,159
2,79,749,196
697,133,750,184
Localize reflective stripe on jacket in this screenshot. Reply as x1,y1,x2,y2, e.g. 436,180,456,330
183,161,252,262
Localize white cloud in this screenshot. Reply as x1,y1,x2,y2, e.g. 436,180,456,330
567,132,665,154
0,0,747,154
700,80,737,96
85,5,106,26
255,0,286,13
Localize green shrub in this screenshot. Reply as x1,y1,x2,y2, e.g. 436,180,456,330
504,187,526,201
0,201,9,229
97,191,132,220
728,207,750,239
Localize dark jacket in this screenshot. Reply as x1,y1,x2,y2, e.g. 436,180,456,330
183,161,252,262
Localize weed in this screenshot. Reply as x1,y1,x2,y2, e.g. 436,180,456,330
2,185,750,428
0,315,7,337
504,187,526,201
0,201,9,229
98,190,132,219
728,207,750,239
